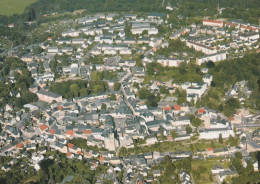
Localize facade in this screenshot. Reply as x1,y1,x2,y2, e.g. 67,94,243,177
186,41,217,55
36,89,63,103
203,19,224,27
196,52,226,65
157,58,187,67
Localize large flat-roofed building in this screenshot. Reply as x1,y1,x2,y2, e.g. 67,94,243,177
203,19,224,27
186,41,217,55
36,89,62,103
196,52,226,65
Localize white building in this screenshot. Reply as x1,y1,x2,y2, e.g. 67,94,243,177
203,74,213,86
199,123,235,140
203,19,224,27
62,30,80,37
186,41,217,55
186,82,207,98
240,32,259,41
157,57,187,67
196,52,226,65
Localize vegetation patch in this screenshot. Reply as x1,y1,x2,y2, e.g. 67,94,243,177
0,0,37,16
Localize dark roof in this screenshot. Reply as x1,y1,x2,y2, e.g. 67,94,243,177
37,89,61,98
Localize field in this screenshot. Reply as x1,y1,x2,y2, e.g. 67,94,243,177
191,158,231,184
0,0,37,16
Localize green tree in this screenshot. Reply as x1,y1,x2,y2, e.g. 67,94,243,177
69,84,79,97
114,82,120,91
171,130,178,139
191,117,202,128
186,125,192,134
219,133,223,144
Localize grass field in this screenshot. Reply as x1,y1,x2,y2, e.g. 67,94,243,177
191,158,231,184
0,0,37,16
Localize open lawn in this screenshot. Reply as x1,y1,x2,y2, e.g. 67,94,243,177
191,158,230,184
0,0,37,16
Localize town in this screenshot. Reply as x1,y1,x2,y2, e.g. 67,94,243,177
0,3,260,184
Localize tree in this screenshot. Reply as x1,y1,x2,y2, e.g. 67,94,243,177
235,152,243,159
186,125,192,134
69,84,79,97
160,86,169,94
171,130,178,139
119,147,128,157
191,117,202,128
219,133,223,143
79,88,88,96
101,103,107,110
91,71,103,81
114,82,120,91
207,60,215,68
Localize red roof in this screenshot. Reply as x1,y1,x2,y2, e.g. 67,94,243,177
16,143,23,149
208,147,213,151
77,151,83,155
203,19,223,24
66,130,74,136
163,106,172,110
67,152,72,157
241,25,257,31
40,124,48,131
68,143,75,148
198,108,205,114
174,105,181,111
57,106,63,110
49,129,55,134
229,117,235,121
83,130,92,134
225,22,238,27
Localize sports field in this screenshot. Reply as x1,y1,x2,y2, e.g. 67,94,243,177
0,0,37,16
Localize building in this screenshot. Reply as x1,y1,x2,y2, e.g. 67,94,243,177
186,41,217,55
203,74,213,86
247,140,260,152
157,57,187,67
36,89,63,103
196,52,226,65
203,19,224,27
240,32,259,41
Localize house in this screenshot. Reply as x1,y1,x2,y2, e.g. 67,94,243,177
50,142,68,153
170,28,189,39
247,140,260,152
211,165,225,174
186,83,207,98
179,170,192,184
48,47,59,53
21,54,33,62
36,89,63,103
146,135,158,145
62,30,80,37
203,19,224,27
203,74,213,86
217,168,237,183
152,170,161,178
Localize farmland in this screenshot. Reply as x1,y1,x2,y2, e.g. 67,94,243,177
0,0,37,16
